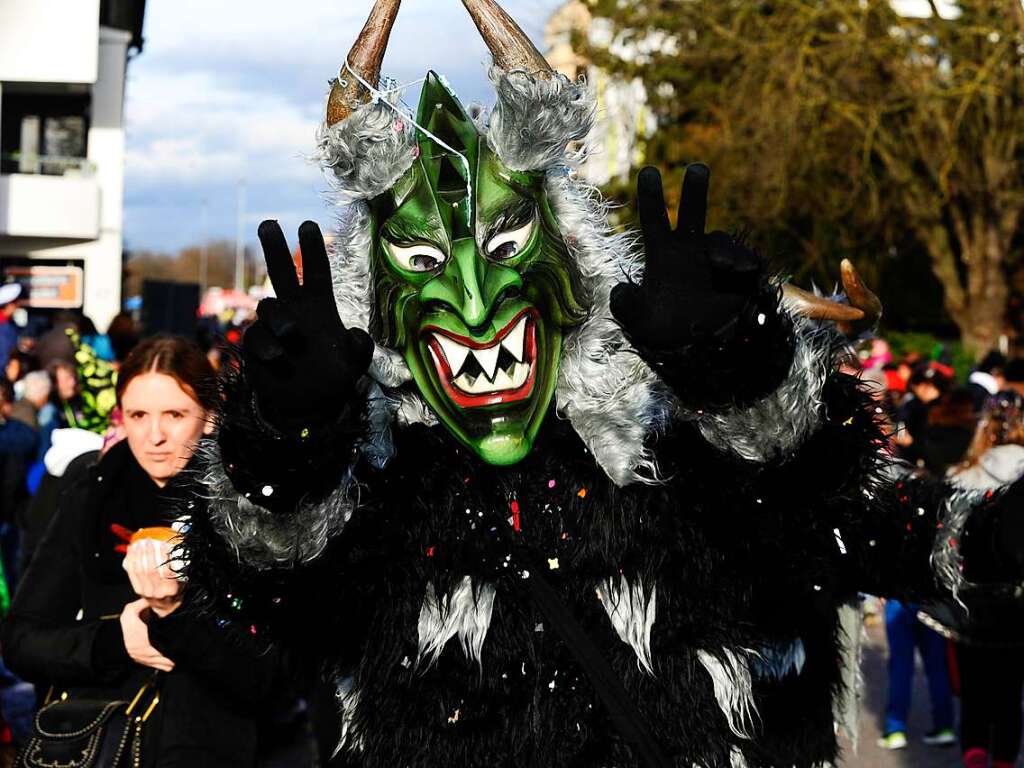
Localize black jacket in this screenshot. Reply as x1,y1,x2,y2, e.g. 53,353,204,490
2,441,288,767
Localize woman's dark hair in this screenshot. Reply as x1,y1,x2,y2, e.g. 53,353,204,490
116,335,218,412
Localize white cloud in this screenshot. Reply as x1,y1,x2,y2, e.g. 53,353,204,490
125,69,320,185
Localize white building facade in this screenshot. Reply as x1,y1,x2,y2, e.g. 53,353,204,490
544,1,656,188
0,0,144,330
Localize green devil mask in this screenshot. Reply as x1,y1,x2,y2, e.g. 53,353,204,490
319,0,605,467
367,74,586,465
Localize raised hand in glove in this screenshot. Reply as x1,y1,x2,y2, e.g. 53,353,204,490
610,163,763,350
610,164,789,408
243,220,373,433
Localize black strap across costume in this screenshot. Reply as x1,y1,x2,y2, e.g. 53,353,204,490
505,528,673,768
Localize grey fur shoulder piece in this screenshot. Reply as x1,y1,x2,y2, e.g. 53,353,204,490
691,313,846,464
486,67,595,172
195,439,354,568
545,171,673,487
316,100,417,202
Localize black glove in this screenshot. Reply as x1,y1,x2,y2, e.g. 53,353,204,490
610,164,764,347
610,164,791,408
243,220,373,433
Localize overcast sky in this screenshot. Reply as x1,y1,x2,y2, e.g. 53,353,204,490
122,0,565,255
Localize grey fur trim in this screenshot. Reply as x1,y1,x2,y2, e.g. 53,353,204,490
486,68,595,172
417,577,496,668
931,489,979,604
316,100,416,201
545,173,673,486
750,638,805,680
597,576,657,674
697,648,759,740
833,601,865,751
692,314,844,464
329,203,374,340
195,439,353,567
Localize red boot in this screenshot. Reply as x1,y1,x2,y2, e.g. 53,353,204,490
963,748,989,768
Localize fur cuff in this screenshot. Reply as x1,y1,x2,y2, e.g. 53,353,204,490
692,316,844,463
486,68,595,172
197,440,354,568
316,101,417,201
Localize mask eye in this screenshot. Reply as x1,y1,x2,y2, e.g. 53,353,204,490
486,218,536,260
385,242,448,273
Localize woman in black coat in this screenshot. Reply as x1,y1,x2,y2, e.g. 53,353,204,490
2,336,287,767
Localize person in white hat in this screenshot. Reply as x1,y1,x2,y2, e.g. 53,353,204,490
0,283,23,372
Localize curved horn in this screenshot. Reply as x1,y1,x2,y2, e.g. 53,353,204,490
461,0,553,75
782,284,866,323
326,0,401,126
840,258,882,327
782,259,883,337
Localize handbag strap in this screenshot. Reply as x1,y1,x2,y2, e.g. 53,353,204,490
506,538,673,768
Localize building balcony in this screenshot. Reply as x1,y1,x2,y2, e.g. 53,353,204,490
0,171,99,242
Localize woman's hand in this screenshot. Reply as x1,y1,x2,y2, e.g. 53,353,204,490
122,538,183,618
119,599,175,672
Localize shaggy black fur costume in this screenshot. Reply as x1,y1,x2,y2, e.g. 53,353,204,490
181,293,1013,768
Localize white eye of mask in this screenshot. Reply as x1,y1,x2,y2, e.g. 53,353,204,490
385,242,448,273
486,218,536,260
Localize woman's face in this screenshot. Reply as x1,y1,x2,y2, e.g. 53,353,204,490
121,372,211,486
55,364,77,401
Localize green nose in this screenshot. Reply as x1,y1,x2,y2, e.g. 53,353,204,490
420,238,522,331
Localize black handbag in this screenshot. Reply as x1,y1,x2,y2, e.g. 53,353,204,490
17,678,159,768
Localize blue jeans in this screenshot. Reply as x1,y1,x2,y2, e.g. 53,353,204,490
884,599,954,735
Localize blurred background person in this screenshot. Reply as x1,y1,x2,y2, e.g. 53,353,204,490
895,366,949,465
946,392,1024,768
10,371,51,435
0,378,37,591
47,359,83,430
4,350,30,397
2,335,286,766
876,592,956,750
32,312,79,372
0,285,21,374
1004,359,1024,400
918,386,979,478
107,312,141,368
966,351,1006,413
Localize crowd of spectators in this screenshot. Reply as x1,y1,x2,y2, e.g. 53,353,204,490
861,339,1024,766
0,287,310,767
